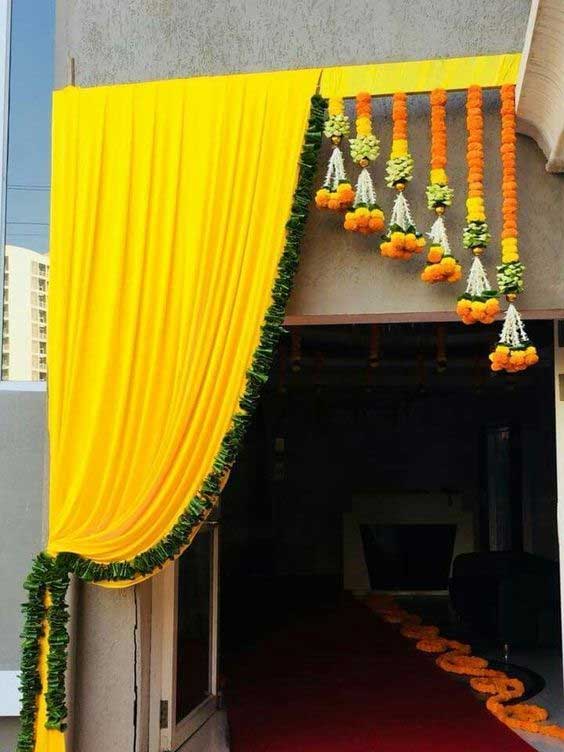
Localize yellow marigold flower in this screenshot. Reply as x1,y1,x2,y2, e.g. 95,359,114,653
430,168,447,185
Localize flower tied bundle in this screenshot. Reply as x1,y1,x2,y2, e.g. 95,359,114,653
381,92,424,259
344,92,385,234
422,89,460,284
456,85,500,324
315,97,355,211
490,84,538,373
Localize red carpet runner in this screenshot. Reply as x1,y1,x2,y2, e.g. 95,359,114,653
227,597,535,751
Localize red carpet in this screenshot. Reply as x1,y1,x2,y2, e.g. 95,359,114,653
227,597,535,751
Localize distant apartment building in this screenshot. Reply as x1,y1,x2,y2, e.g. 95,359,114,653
2,245,49,381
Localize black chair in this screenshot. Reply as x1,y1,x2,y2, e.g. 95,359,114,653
449,551,560,649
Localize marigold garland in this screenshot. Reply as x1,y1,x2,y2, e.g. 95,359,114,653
421,89,460,284
381,93,424,259
365,593,564,741
426,89,454,210
315,97,355,212
491,85,538,372
457,85,499,324
344,93,385,234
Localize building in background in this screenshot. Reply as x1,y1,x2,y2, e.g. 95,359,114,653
2,244,48,380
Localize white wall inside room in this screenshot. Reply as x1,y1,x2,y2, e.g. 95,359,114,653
344,492,473,593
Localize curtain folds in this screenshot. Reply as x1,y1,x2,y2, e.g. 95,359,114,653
19,69,323,752
47,69,320,565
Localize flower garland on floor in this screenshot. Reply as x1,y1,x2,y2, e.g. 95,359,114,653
365,593,564,741
381,92,425,259
422,89,461,284
490,84,538,373
344,92,385,234
456,85,500,324
315,97,355,211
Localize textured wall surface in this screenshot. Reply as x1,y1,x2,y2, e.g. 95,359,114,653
72,584,137,752
55,0,531,87
0,390,45,669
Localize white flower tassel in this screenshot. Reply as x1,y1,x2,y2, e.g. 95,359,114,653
353,167,377,208
343,166,385,234
429,215,452,256
465,255,493,297
390,190,414,232
323,147,347,192
315,146,355,211
499,303,528,349
489,303,539,372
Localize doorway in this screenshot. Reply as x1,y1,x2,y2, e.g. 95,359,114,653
150,320,560,751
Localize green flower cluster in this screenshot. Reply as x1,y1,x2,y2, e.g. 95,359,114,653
426,183,454,209
497,260,525,295
323,113,350,139
462,220,491,249
349,133,380,163
385,154,414,187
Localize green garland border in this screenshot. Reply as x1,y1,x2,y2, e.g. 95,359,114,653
17,93,326,748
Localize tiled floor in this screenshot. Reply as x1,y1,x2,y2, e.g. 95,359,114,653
507,648,564,751
177,710,229,752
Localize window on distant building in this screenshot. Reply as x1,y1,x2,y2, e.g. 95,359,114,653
1,0,55,382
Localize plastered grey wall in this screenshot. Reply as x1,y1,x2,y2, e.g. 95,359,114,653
51,1,543,750
54,0,531,88
0,391,45,751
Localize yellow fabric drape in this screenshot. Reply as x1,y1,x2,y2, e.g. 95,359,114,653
47,68,319,567
35,592,65,752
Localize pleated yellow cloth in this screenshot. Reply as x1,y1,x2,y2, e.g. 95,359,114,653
31,69,320,752
47,69,319,565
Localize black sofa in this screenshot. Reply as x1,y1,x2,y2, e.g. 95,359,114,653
449,551,560,648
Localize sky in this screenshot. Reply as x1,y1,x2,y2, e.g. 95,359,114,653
5,0,55,254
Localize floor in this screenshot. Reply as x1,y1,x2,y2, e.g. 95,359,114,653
178,595,564,752
502,648,564,752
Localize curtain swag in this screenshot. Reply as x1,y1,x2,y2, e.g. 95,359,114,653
18,69,324,752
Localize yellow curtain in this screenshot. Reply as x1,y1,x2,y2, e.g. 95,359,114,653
27,68,321,752
47,69,319,563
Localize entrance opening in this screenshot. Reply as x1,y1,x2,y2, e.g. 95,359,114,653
215,320,561,752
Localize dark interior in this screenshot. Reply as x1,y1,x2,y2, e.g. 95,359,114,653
219,321,559,660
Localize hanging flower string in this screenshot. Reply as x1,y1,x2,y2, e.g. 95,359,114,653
456,85,500,324
381,93,425,259
421,89,461,284
490,84,538,373
344,92,385,234
426,89,454,211
315,97,355,211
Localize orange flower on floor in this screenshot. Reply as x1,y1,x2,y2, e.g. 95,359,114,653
365,593,564,741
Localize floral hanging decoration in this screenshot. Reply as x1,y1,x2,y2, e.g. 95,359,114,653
315,97,356,211
381,92,425,259
490,84,538,372
344,92,385,234
456,85,500,324
421,89,461,284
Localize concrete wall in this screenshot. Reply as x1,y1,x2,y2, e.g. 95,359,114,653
50,1,556,751
0,389,46,751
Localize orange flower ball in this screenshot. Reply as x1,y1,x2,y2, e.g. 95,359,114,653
344,206,384,234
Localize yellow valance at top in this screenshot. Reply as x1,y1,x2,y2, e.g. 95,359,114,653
20,69,323,752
